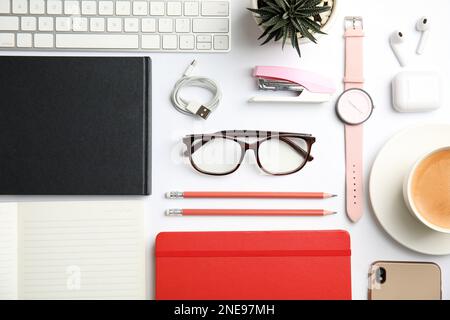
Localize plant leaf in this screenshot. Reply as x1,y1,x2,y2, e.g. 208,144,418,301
301,17,327,35
294,18,318,43
260,31,278,46
274,29,284,41
261,15,282,27
274,0,288,11
290,27,301,57
295,6,330,16
257,25,274,40
270,18,290,33
247,7,279,15
281,25,289,49
264,1,284,12
296,0,322,9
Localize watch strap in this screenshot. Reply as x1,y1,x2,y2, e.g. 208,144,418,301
344,22,364,90
344,18,365,222
345,124,364,222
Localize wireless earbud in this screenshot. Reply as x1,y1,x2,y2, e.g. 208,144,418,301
416,17,430,55
390,31,407,67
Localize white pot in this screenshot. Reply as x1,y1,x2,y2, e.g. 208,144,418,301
251,0,339,45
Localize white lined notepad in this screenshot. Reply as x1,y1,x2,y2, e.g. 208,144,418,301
0,203,18,300
0,201,145,300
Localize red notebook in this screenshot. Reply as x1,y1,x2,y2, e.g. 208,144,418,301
155,230,351,300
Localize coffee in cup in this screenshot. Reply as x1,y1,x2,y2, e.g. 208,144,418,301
404,147,450,233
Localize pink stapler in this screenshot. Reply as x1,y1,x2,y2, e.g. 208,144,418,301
249,66,336,103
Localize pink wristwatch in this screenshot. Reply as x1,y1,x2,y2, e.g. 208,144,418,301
336,17,374,223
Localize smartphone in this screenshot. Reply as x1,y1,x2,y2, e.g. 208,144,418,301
368,261,441,300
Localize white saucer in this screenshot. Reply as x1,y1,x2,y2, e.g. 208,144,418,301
369,123,450,255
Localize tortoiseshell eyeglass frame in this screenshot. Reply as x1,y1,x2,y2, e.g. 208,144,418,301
182,130,316,176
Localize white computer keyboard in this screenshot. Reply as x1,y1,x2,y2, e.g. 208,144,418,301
0,0,230,52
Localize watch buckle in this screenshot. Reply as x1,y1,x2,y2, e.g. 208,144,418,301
344,16,364,30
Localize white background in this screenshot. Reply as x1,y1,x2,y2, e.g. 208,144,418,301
2,0,450,300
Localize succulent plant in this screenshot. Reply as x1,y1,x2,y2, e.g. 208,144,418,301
248,0,332,57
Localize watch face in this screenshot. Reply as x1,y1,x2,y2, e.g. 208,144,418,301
336,88,374,125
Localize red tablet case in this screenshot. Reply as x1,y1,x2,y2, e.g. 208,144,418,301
155,230,351,300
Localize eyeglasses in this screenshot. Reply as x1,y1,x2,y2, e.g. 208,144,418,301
182,130,315,176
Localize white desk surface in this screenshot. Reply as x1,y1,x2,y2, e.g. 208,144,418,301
2,0,450,300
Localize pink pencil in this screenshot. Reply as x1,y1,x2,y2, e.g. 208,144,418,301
166,191,337,199
166,209,336,216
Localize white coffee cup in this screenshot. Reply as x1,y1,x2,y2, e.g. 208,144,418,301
403,146,450,234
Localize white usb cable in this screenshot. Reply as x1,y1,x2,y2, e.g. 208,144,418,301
170,60,222,120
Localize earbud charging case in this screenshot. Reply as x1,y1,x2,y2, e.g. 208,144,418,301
392,70,443,112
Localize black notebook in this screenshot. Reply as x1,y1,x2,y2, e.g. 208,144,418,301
0,56,151,195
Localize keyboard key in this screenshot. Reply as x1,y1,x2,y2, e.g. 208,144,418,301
99,1,113,15
158,19,173,33
30,0,45,14
184,2,199,16
133,1,148,15
175,19,190,33
124,18,138,32
81,1,97,15
107,18,122,32
55,17,71,31
116,1,131,15
0,17,19,31
12,0,27,14
142,35,160,49
201,1,229,16
47,0,63,14
65,1,81,15
150,2,165,16
214,35,229,50
197,42,211,50
197,35,211,42
56,34,138,48
21,17,37,31
193,18,228,33
34,34,54,47
167,2,182,16
0,33,15,47
0,2,10,14
90,18,105,32
38,17,54,31
72,17,88,32
17,33,32,47
141,18,156,32
162,34,177,49
179,35,194,50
